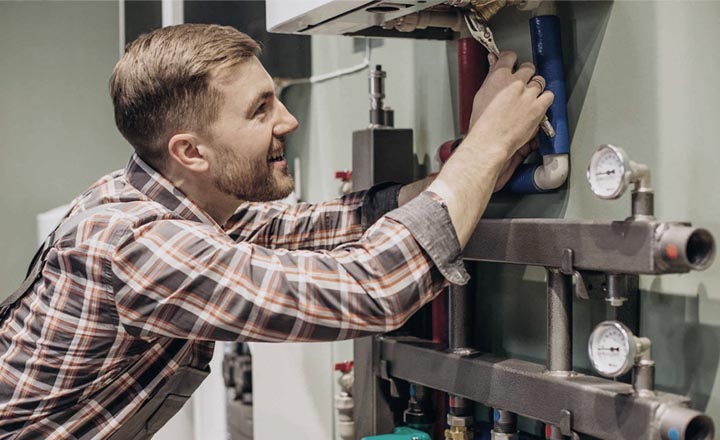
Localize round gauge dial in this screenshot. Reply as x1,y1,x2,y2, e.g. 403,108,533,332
588,321,636,378
587,145,629,199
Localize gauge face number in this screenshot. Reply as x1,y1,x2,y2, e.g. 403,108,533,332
588,146,626,199
589,323,632,377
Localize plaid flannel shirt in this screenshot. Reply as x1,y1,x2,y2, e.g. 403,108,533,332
0,154,468,439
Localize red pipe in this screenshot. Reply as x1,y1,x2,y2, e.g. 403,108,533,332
430,36,489,438
457,37,489,135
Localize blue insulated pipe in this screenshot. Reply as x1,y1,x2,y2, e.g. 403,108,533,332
505,13,569,194
531,14,570,157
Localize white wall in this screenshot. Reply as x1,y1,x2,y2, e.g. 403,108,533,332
253,34,457,440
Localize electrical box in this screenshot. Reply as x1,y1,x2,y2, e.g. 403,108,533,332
352,128,415,192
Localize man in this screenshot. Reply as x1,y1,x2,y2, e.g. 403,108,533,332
0,24,551,439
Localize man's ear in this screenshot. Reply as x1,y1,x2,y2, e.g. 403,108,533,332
167,133,210,173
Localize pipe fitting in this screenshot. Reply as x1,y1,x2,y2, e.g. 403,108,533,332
655,225,715,272
493,409,519,435
445,425,472,440
512,0,542,11
383,10,464,32
531,0,557,16
447,413,473,427
658,405,715,440
470,0,508,23
533,153,569,190
605,273,628,307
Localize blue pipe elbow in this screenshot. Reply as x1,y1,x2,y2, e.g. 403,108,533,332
530,14,570,156
505,14,570,194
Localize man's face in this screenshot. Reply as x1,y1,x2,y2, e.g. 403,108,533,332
207,57,298,202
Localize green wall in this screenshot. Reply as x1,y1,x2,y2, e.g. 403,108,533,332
481,0,720,421
285,0,720,433
0,1,130,297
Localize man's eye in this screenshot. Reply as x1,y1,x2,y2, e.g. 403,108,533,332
255,102,268,116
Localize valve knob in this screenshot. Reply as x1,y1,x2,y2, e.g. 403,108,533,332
334,361,354,374
334,171,352,182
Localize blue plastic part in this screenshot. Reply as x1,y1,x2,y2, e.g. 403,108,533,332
493,409,501,422
668,427,681,440
505,163,540,194
530,15,570,156
362,427,433,440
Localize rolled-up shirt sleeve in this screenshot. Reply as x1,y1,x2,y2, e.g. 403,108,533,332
385,191,470,285
224,183,403,251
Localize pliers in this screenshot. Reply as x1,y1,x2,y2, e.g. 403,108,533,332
464,13,500,56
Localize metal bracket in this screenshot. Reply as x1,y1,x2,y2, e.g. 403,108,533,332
573,271,607,300
560,248,574,275
559,409,573,436
379,360,400,398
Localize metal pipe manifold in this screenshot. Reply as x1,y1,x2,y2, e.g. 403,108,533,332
655,224,715,272
658,404,714,440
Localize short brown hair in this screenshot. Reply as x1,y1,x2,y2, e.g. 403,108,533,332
110,24,261,170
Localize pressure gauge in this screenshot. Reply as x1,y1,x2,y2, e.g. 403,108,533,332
586,145,632,199
588,321,637,378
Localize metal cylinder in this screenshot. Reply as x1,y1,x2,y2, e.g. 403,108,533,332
448,275,473,423
448,283,472,351
448,394,471,418
369,65,386,126
632,361,655,394
383,107,394,128
546,270,572,373
658,405,715,440
606,273,628,307
631,190,654,218
656,225,715,272
493,409,518,434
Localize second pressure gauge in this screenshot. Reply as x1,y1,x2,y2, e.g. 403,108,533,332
586,145,631,199
588,321,636,378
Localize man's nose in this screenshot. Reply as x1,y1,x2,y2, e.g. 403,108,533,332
274,100,299,136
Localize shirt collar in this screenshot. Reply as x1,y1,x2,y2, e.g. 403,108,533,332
124,154,223,231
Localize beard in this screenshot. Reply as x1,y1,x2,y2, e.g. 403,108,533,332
212,142,295,202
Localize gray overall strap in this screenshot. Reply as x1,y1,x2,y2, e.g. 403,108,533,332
106,362,210,440
1,202,210,440
0,203,124,323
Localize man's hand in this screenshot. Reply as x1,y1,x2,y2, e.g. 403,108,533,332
428,51,553,247
464,51,550,156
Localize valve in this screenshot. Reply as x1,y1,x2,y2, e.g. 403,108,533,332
335,171,353,195
335,361,355,440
